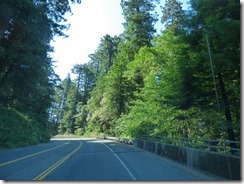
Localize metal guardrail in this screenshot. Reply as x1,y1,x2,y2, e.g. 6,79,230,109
96,135,135,145
136,135,240,156
106,136,134,144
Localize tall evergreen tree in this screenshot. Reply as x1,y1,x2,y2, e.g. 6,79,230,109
161,0,185,27
86,35,121,134
121,0,159,53
58,82,79,134
49,74,71,135
0,0,81,147
187,0,240,150
86,0,159,135
121,0,159,109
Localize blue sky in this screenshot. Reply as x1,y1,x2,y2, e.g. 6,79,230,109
50,0,190,80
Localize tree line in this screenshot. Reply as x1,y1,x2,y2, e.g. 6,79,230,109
0,0,81,148
0,0,240,152
50,0,240,153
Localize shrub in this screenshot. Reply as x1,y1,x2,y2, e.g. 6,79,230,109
0,107,50,149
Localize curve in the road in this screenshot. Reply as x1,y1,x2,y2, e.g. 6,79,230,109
0,141,70,168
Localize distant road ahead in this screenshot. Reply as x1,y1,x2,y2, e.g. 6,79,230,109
0,138,222,181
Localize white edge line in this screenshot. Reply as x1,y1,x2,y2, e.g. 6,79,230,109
100,141,136,180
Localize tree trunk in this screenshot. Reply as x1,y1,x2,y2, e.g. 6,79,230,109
218,73,237,153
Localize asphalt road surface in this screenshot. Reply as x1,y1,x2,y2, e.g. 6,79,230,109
0,138,222,181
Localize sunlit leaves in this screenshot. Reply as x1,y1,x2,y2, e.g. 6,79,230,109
48,0,240,144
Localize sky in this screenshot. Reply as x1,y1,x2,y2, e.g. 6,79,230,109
50,0,189,80
50,0,125,80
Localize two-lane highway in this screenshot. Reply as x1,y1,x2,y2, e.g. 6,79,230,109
0,138,222,181
0,140,80,180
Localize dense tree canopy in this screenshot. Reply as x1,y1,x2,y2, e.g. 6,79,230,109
0,0,80,148
1,0,240,153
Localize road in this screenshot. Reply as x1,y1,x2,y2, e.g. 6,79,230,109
0,138,222,181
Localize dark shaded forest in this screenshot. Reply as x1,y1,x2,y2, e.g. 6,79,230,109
0,0,240,150
0,0,81,148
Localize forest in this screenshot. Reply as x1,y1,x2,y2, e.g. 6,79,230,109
0,0,240,150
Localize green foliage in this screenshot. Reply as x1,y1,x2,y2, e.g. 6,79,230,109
48,0,240,149
121,0,159,52
0,108,50,149
58,82,77,134
0,0,81,148
74,103,88,135
118,28,191,137
187,0,240,145
48,75,71,135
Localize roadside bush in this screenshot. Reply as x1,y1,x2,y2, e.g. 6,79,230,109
0,107,50,149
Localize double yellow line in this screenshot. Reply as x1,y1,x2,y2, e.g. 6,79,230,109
0,141,70,168
33,141,82,180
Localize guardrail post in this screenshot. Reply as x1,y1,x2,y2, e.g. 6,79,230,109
155,142,159,154
143,140,146,150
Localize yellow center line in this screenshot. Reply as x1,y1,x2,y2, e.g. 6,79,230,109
33,141,82,180
0,141,70,167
